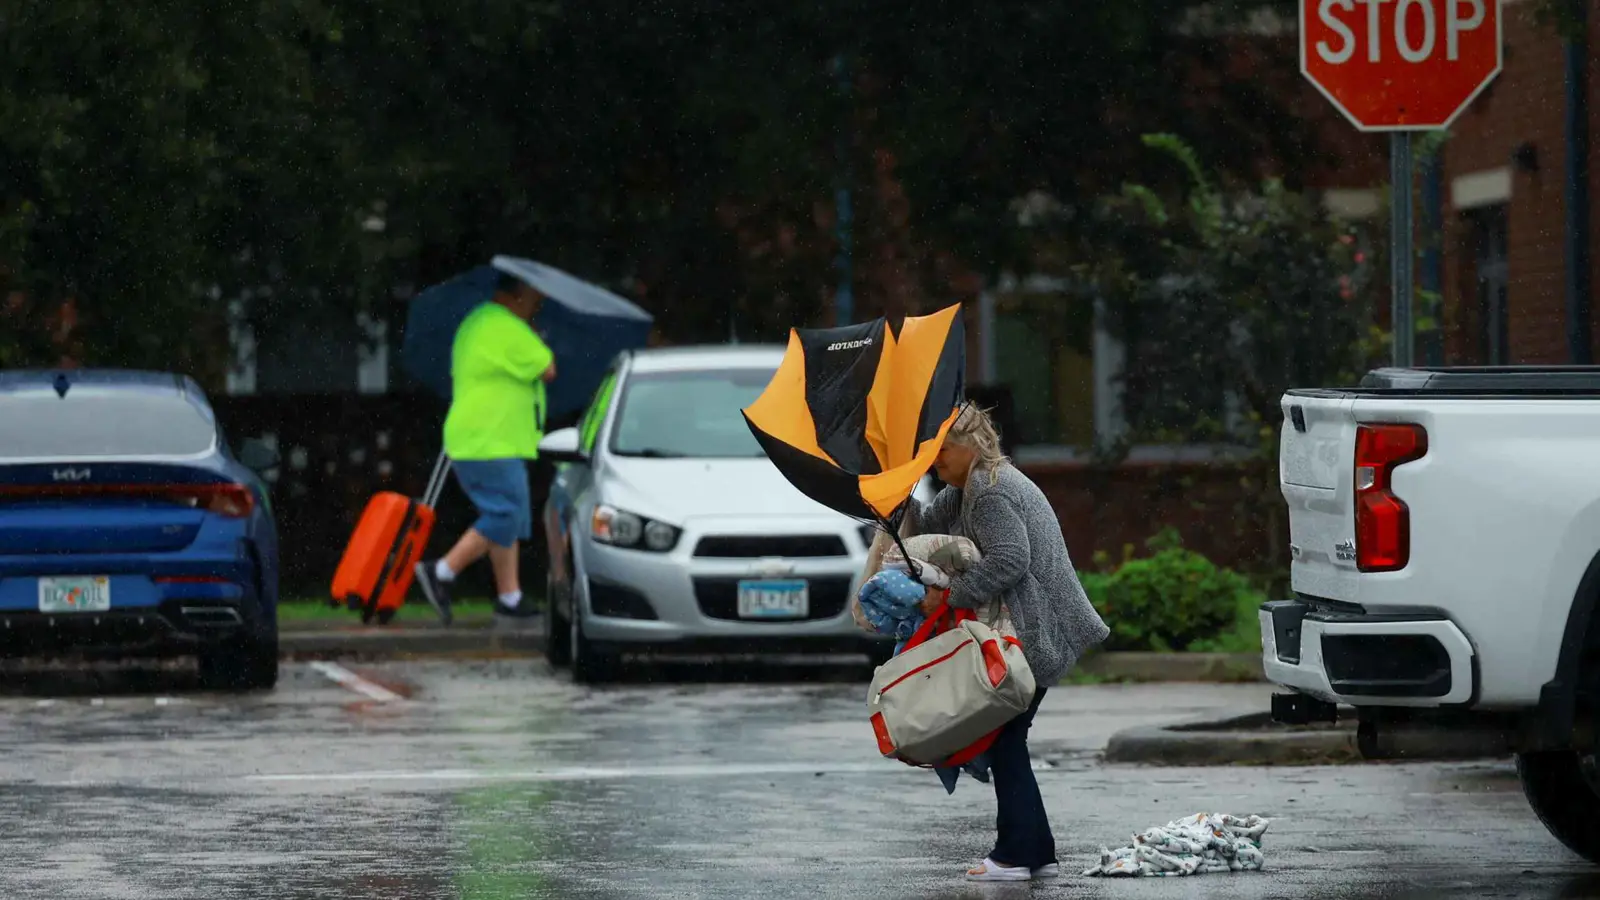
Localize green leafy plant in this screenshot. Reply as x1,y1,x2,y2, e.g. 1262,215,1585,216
1084,528,1252,652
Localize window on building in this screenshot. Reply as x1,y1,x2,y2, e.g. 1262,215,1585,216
985,276,1237,453
1466,204,1509,365
988,283,1097,447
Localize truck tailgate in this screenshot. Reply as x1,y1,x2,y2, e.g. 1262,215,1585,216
1279,392,1359,600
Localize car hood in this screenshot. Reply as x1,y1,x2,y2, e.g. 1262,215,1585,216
601,457,855,523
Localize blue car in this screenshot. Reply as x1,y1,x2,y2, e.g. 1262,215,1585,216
0,370,281,690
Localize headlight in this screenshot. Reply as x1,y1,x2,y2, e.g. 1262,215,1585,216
591,504,681,552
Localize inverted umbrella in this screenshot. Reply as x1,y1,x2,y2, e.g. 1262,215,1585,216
399,255,654,422
741,303,966,530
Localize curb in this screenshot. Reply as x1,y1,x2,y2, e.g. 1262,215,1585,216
280,617,547,660
278,626,1273,677
1103,709,1362,766
1075,652,1264,683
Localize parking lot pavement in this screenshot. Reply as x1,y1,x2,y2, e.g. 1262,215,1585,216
0,660,1592,899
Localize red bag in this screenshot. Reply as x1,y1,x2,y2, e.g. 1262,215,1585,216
888,600,1004,769
330,454,450,625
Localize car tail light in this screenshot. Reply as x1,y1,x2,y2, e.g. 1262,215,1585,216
1354,423,1428,572
0,483,255,518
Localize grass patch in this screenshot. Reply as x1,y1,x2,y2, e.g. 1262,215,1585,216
277,597,502,626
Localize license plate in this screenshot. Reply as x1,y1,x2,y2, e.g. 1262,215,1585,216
736,579,809,619
38,576,111,613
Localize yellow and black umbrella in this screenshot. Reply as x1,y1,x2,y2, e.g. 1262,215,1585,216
742,303,966,528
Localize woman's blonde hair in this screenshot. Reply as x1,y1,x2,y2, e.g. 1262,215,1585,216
945,403,1008,485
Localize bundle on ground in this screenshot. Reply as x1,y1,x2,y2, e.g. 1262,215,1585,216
1082,813,1270,877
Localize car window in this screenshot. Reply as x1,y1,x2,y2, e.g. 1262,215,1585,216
579,370,618,455
609,368,771,459
0,387,218,459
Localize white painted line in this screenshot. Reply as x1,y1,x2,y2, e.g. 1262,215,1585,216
246,758,1064,784
309,661,405,703
247,761,890,783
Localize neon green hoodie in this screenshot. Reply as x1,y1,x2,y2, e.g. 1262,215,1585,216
442,303,553,460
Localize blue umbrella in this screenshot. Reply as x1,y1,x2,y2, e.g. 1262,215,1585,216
400,256,654,421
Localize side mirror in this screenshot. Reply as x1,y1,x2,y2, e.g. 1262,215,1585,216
238,438,281,474
538,427,586,465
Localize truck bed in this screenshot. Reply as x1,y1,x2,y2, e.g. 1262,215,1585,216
1287,366,1600,399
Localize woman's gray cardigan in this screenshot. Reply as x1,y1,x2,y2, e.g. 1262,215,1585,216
908,461,1110,684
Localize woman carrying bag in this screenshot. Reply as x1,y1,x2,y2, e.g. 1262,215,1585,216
904,405,1111,883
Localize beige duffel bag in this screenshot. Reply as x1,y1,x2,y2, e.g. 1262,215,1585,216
866,614,1036,766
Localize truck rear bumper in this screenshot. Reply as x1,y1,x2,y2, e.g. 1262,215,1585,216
1259,598,1478,707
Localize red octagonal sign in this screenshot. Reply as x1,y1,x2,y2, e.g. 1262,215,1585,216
1301,0,1503,131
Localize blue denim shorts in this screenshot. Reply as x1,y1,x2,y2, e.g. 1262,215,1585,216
452,459,531,548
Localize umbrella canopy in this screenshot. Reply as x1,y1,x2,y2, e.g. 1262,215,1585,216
741,303,966,525
399,256,653,421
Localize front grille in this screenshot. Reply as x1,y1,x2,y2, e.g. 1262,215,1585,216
692,576,853,623
692,535,848,558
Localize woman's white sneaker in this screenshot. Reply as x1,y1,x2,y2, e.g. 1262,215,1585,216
966,859,1032,882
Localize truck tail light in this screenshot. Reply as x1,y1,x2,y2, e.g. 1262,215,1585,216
1354,423,1428,572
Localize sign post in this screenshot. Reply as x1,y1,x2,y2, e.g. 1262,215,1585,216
1300,0,1504,367
1391,132,1414,367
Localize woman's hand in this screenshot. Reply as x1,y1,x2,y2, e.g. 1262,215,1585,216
920,585,947,616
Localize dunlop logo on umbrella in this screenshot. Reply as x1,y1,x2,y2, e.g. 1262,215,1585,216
741,304,965,529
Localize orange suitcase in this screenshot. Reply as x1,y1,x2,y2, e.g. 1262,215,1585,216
330,454,450,624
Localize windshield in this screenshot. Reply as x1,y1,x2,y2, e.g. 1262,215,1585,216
609,368,772,459
0,387,218,460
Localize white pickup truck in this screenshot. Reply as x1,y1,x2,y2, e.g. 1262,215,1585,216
1267,366,1600,863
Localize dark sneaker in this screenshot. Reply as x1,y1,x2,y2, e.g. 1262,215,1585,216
413,560,453,626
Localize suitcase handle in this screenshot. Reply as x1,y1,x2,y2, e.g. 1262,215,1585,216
422,452,451,508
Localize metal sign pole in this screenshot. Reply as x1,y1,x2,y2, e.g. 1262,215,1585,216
1390,131,1415,368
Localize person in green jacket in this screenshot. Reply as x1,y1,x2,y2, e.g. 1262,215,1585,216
414,273,556,624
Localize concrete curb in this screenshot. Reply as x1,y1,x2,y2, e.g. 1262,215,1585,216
279,624,1270,683
1075,651,1264,683
280,616,547,659
1103,709,1363,766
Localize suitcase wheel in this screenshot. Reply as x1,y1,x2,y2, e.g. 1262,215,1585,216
360,603,376,625
376,608,396,626
344,595,363,612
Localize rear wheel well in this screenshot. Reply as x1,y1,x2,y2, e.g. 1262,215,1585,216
1535,549,1600,750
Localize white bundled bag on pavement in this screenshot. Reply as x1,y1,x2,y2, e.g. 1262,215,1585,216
866,615,1035,766
1082,813,1271,877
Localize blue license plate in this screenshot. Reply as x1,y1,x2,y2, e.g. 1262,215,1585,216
736,579,809,619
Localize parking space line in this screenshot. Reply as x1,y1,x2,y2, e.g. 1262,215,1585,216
245,758,1064,784
309,661,406,703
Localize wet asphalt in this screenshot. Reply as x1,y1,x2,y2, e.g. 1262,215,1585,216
0,659,1593,900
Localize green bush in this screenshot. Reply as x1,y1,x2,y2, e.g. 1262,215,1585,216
1082,528,1254,652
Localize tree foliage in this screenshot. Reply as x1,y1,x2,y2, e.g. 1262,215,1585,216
1,0,1345,385
1078,134,1382,451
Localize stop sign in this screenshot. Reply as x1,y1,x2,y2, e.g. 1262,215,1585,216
1300,0,1503,131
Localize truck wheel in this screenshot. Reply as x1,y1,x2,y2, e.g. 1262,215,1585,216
1517,750,1600,864
198,635,280,692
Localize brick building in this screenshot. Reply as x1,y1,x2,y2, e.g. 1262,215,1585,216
1286,0,1595,366
1430,0,1594,365
989,1,1593,571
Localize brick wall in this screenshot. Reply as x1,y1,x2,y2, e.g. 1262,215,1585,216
1437,0,1582,364
1019,460,1278,573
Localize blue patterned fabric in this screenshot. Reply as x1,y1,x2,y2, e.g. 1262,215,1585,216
857,568,927,652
